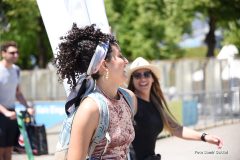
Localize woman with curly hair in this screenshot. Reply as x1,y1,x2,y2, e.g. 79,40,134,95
53,24,137,160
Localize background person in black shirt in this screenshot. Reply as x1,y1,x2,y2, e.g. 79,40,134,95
127,57,223,160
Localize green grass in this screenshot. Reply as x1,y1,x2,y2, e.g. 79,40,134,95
183,46,220,58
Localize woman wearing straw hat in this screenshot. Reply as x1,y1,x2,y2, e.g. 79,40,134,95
127,57,223,160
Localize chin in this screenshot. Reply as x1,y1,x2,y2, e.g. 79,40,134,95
123,75,128,82
138,86,151,90
117,76,127,86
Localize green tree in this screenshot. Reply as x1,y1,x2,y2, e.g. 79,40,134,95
0,0,52,69
191,0,240,57
106,0,240,59
222,20,240,56
105,0,190,61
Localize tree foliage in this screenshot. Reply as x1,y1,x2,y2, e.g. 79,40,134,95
222,20,240,56
188,0,240,57
0,0,52,69
1,0,240,69
105,0,192,61
106,0,240,59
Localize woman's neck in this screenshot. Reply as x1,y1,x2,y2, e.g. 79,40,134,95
135,90,150,102
96,79,119,100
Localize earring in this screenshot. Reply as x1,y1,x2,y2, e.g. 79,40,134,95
105,69,109,80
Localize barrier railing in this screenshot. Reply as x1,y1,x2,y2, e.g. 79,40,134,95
19,59,240,129
166,87,240,130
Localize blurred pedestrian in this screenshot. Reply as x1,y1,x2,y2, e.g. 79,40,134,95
127,57,223,160
0,41,34,160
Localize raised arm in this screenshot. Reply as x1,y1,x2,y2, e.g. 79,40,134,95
166,115,223,149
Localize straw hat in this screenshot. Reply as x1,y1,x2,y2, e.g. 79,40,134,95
128,57,160,79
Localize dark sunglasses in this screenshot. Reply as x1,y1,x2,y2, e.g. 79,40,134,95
8,51,19,55
132,71,152,79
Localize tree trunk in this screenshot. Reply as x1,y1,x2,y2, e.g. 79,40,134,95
37,17,50,68
205,11,216,57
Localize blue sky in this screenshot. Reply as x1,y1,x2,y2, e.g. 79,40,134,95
178,18,222,48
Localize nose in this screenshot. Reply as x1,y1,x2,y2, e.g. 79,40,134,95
124,57,129,64
14,53,19,57
139,76,147,80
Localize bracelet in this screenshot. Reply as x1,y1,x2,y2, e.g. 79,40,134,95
201,133,207,142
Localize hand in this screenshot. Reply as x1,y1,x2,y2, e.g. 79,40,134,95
205,134,223,149
4,110,17,120
27,107,35,115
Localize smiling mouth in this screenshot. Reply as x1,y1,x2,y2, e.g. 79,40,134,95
139,82,149,87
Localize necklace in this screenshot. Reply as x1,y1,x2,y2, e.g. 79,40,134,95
97,86,123,117
97,86,120,101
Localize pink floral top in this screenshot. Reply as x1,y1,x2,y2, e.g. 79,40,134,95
91,91,135,159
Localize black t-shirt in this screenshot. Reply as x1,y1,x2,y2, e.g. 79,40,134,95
132,97,163,160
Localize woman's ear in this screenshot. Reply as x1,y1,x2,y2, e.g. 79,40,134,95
99,60,108,73
102,60,108,70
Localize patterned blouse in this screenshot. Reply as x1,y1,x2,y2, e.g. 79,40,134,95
91,91,135,160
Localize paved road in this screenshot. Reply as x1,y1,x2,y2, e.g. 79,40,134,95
155,122,240,160
12,122,240,160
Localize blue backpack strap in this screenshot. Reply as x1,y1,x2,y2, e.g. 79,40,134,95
56,89,133,159
87,91,110,157
118,88,135,160
89,89,134,158
118,87,134,116
88,89,134,158
13,64,20,79
55,91,110,158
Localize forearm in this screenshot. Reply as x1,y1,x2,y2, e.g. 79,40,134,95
173,126,223,148
174,127,202,141
16,92,30,108
0,104,17,119
0,104,9,114
166,108,223,147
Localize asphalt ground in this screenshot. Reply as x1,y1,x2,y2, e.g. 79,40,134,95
156,122,240,160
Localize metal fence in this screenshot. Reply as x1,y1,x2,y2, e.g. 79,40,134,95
20,68,66,101
20,58,240,127
177,88,240,129
151,58,240,128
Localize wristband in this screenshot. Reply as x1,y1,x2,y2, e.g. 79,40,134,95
201,133,207,142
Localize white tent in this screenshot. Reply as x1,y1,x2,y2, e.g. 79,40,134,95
217,44,240,80
36,0,110,95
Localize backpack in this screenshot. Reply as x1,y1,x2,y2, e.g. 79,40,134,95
54,87,134,160
13,64,20,80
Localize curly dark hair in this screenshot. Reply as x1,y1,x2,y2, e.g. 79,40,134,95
53,23,117,89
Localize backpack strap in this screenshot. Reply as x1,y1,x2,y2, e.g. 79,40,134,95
16,69,20,78
88,88,134,158
118,87,135,116
56,88,133,159
87,91,110,158
55,91,110,159
13,64,20,80
118,87,135,160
